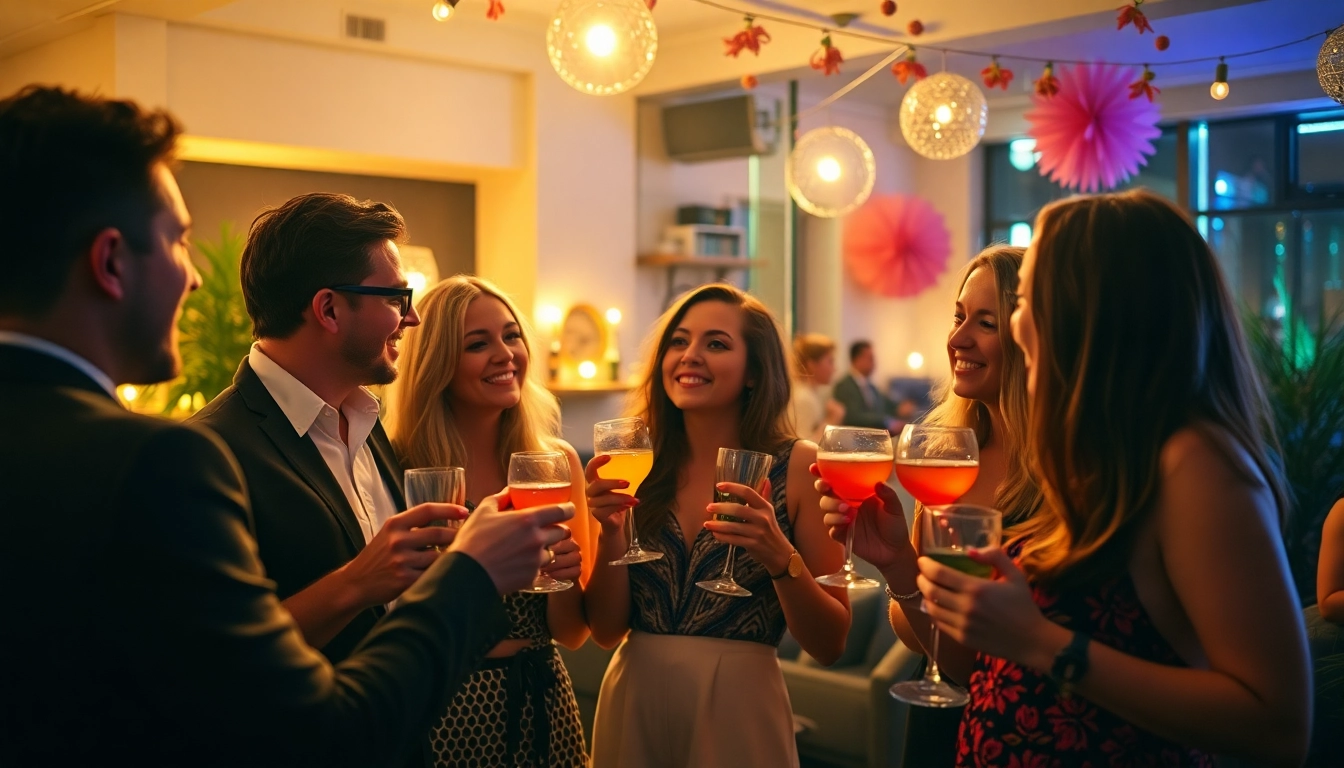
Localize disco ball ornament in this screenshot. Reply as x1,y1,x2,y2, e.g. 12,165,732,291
899,72,988,160
1319,26,1344,106
547,0,658,96
787,126,876,218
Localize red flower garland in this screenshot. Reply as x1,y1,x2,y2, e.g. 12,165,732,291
981,56,1014,90
811,34,844,76
892,49,927,85
487,0,504,20
1128,64,1160,101
1034,62,1060,97
1116,0,1153,34
724,16,770,57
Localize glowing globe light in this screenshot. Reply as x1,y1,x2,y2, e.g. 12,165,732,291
586,24,617,57
907,352,924,370
431,0,456,21
548,0,658,96
787,126,876,218
578,360,599,379
900,72,988,160
816,156,842,182
605,307,622,325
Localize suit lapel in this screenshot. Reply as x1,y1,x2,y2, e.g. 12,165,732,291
369,420,406,511
233,360,367,552
0,345,117,400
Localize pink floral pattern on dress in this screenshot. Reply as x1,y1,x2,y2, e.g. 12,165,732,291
954,540,1217,768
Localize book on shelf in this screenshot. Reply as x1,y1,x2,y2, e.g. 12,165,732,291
664,224,745,259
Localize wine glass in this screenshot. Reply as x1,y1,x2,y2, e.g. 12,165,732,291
889,503,1001,708
508,451,575,593
893,424,980,508
815,426,895,589
696,448,773,598
593,417,663,565
405,467,466,550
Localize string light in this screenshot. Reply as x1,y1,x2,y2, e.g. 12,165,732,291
547,0,658,96
787,126,876,218
431,0,458,21
1210,57,1229,100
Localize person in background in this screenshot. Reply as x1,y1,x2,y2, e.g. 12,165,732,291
817,245,1042,767
926,190,1310,765
832,339,900,432
1318,493,1344,623
789,332,845,443
0,84,570,767
387,275,591,767
583,284,850,768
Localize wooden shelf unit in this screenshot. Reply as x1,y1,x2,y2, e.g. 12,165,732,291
637,255,763,306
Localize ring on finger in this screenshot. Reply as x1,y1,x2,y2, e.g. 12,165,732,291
547,549,556,566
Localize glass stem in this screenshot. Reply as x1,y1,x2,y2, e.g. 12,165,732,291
627,508,640,550
722,545,738,581
842,523,857,572
928,625,944,684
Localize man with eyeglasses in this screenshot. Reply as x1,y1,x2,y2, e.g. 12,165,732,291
189,193,459,673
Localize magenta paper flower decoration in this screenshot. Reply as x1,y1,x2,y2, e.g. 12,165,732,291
1025,62,1161,193
843,194,951,298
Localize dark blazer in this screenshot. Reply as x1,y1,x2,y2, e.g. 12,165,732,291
189,358,403,663
0,344,509,766
832,372,896,430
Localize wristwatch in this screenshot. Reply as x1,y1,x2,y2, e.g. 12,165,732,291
1049,631,1091,698
770,550,803,580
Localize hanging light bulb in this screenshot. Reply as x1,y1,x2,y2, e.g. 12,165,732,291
1210,57,1230,100
547,0,658,96
899,72,988,160
430,0,459,21
787,126,876,218
1321,26,1344,106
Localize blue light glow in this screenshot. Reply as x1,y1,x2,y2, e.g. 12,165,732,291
1212,217,1224,231
1214,178,1230,196
1275,243,1286,256
1298,120,1344,135
1009,222,1033,247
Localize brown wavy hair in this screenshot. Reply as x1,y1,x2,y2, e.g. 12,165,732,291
922,245,1040,528
628,284,794,535
792,333,837,379
1015,189,1289,585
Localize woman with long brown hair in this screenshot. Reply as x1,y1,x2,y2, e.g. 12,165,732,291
920,190,1311,765
818,246,1041,765
583,284,849,767
386,275,592,767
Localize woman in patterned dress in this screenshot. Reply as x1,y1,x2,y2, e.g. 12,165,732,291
387,275,592,767
914,190,1311,766
583,283,850,768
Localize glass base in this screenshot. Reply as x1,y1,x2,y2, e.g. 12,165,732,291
889,678,969,708
522,576,573,593
815,570,881,589
695,578,752,597
609,547,664,566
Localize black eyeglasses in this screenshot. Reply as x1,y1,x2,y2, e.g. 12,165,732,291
328,285,415,318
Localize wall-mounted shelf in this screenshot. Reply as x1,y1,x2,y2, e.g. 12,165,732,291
637,255,763,306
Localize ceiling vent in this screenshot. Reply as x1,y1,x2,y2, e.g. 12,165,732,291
344,14,386,42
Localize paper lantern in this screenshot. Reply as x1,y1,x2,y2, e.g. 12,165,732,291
787,126,876,218
1320,26,1344,106
1025,62,1161,193
899,72,988,160
547,0,657,96
842,194,951,298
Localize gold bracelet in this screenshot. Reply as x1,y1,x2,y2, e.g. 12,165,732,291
885,585,921,601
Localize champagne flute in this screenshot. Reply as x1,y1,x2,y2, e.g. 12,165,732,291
696,448,773,598
889,503,1001,708
508,451,575,593
405,467,466,551
815,426,895,589
593,417,663,565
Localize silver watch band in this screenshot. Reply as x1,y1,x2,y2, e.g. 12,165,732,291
885,585,922,601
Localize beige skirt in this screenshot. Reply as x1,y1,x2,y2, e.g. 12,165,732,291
589,632,799,768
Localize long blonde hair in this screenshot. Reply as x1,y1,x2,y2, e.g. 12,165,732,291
792,333,836,379
1016,190,1288,585
628,284,795,535
922,246,1040,527
386,275,562,474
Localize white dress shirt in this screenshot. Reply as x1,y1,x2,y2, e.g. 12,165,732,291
249,344,399,545
0,331,118,399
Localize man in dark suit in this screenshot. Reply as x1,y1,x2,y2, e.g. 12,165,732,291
832,339,901,433
0,86,571,766
190,193,461,663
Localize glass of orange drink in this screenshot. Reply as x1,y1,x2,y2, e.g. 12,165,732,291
508,451,574,593
593,417,663,566
815,426,895,589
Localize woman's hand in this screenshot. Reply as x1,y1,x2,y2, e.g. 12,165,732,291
917,547,1060,672
584,455,634,558
811,464,916,571
541,524,583,582
703,480,793,575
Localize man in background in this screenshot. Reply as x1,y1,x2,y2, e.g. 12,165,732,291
0,84,569,767
832,339,901,433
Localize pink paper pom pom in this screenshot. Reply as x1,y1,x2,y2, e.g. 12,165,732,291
843,194,951,298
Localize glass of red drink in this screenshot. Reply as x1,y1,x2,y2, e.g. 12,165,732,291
815,426,895,589
508,451,574,593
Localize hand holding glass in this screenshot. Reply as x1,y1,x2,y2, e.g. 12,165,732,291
593,418,662,565
889,503,1001,708
815,426,895,589
405,467,466,551
508,451,574,593
696,448,773,598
